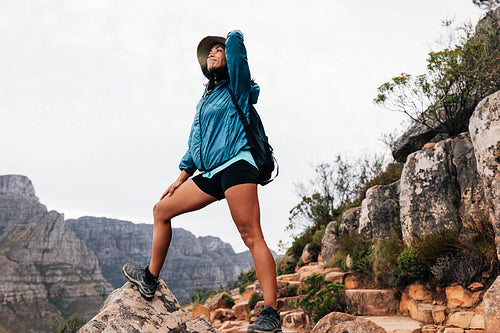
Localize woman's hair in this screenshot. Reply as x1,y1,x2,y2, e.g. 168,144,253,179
205,65,229,91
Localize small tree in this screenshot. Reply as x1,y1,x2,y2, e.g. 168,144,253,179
374,13,500,137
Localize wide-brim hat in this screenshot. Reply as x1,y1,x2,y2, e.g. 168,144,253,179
197,35,226,78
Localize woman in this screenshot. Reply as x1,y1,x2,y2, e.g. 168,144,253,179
123,30,281,333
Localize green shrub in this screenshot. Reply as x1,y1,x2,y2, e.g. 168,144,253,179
373,236,404,288
222,294,235,309
248,292,263,310
299,273,345,324
397,248,429,283
51,315,86,333
287,298,297,310
276,255,298,276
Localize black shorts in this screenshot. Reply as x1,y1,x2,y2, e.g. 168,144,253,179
192,160,259,200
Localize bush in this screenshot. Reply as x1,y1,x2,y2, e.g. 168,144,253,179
372,237,404,288
222,294,235,309
51,315,86,333
397,248,429,284
248,292,263,309
299,273,345,323
375,13,500,137
276,255,298,276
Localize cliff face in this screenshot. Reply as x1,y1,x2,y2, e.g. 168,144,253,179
0,175,112,333
67,216,255,303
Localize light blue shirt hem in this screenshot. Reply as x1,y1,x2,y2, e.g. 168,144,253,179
202,150,257,178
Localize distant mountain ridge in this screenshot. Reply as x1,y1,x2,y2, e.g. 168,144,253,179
0,175,112,333
67,216,256,303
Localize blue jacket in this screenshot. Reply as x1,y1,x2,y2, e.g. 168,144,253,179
179,30,260,174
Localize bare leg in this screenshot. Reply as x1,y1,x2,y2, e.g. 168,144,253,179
225,183,277,309
148,179,217,276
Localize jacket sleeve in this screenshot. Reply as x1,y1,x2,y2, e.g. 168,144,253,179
179,148,196,175
225,30,251,114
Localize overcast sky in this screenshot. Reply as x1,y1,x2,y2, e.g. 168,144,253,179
0,1,485,254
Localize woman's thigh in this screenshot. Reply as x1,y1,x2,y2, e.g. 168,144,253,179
224,183,263,240
154,179,217,221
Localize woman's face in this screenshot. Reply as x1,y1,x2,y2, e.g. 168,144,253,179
207,43,226,72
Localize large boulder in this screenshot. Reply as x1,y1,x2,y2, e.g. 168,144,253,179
321,221,339,263
469,90,500,260
399,133,489,246
358,180,400,239
400,139,460,246
79,280,216,333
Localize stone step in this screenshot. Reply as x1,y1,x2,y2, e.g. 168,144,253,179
362,316,421,333
344,289,399,316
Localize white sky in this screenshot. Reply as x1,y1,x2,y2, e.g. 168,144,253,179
0,0,484,253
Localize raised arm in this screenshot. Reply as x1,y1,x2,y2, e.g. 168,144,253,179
225,30,251,107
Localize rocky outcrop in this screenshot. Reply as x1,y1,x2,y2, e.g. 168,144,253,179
68,216,255,303
0,175,112,333
321,207,360,263
399,133,489,246
80,280,216,333
469,90,500,261
358,181,400,239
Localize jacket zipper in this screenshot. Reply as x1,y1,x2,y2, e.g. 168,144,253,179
198,90,210,171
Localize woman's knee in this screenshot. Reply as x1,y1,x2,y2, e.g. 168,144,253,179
153,201,172,223
240,229,264,251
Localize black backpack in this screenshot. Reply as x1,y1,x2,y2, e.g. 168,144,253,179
227,87,278,185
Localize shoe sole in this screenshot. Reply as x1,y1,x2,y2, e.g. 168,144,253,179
247,328,282,333
122,265,155,300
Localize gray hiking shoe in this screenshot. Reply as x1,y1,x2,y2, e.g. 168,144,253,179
122,263,158,300
248,306,282,333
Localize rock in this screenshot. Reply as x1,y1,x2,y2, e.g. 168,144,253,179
321,221,340,263
277,273,300,282
443,328,464,333
277,296,300,312
446,285,482,308
447,311,476,328
296,264,336,282
325,271,347,284
417,303,435,323
400,291,418,319
192,304,210,319
68,216,256,304
344,289,398,316
232,300,251,320
358,180,401,239
433,306,447,324
344,274,362,289
392,118,443,163
468,282,484,291
339,206,362,236
399,139,460,246
241,284,254,301
79,280,216,332
311,312,356,333
407,284,433,302
450,133,490,240
469,90,500,260
206,292,233,311
300,243,315,264
362,316,422,333
0,175,112,333
483,276,500,332
282,311,312,329
328,319,387,333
